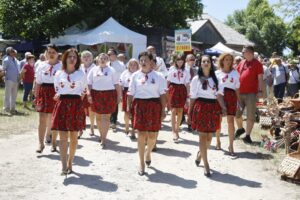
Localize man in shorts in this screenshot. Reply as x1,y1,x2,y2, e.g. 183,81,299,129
235,45,263,144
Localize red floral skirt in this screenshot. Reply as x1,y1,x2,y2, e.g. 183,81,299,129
168,83,187,108
82,95,90,109
224,88,237,115
35,83,56,113
51,95,86,131
191,98,221,133
91,89,117,114
122,87,128,112
132,98,162,132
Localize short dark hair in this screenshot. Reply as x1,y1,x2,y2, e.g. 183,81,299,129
243,45,254,52
107,48,117,55
138,51,153,60
62,48,81,71
47,44,59,52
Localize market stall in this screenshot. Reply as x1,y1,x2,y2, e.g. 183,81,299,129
50,17,147,58
257,96,300,183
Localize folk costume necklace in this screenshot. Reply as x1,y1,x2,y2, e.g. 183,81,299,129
141,70,153,84
174,68,184,82
47,61,59,76
200,75,215,91
221,68,234,83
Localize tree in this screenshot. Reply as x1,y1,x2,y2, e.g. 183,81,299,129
225,0,287,56
273,0,300,56
0,0,203,40
286,16,300,56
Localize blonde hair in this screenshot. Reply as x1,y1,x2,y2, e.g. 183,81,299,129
97,53,109,61
81,50,93,58
127,58,139,71
217,53,234,69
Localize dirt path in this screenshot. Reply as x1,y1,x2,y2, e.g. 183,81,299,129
0,112,299,200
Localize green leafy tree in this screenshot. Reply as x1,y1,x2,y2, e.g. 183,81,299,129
225,0,287,56
0,0,203,40
286,16,300,56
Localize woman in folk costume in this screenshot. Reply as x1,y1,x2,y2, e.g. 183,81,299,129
34,44,61,153
87,53,122,149
51,48,87,175
167,54,190,143
127,52,167,176
119,58,139,139
188,55,221,177
215,53,240,156
78,50,96,139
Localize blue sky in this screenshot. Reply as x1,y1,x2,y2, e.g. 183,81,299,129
201,0,281,22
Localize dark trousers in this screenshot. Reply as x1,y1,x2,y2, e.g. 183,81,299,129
273,83,286,103
23,83,33,102
110,104,119,124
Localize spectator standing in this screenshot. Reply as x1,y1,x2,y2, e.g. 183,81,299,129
270,58,288,103
235,45,263,144
2,47,20,114
20,52,32,69
20,54,35,108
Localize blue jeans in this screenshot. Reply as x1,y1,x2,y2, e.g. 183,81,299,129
23,83,33,102
273,83,286,103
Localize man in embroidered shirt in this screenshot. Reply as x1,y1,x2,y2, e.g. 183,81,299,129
2,47,20,114
235,45,263,144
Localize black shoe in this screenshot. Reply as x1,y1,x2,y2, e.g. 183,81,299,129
138,170,145,176
243,135,253,144
51,147,58,152
195,151,201,166
145,160,151,167
235,128,245,139
129,134,136,140
204,170,211,177
187,125,193,132
152,145,157,152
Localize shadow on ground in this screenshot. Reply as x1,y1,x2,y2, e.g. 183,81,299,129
146,167,197,189
63,171,118,192
210,169,262,188
154,147,191,158
37,154,93,167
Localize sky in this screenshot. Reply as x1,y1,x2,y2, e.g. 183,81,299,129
201,0,281,22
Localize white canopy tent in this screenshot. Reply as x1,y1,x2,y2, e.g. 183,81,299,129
50,17,147,58
208,42,242,56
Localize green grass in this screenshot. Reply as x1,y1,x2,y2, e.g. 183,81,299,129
0,87,38,138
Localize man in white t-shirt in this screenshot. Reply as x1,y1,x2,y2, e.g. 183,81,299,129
147,46,168,77
107,48,126,131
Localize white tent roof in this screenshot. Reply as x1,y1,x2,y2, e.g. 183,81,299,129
209,42,242,56
50,17,147,58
